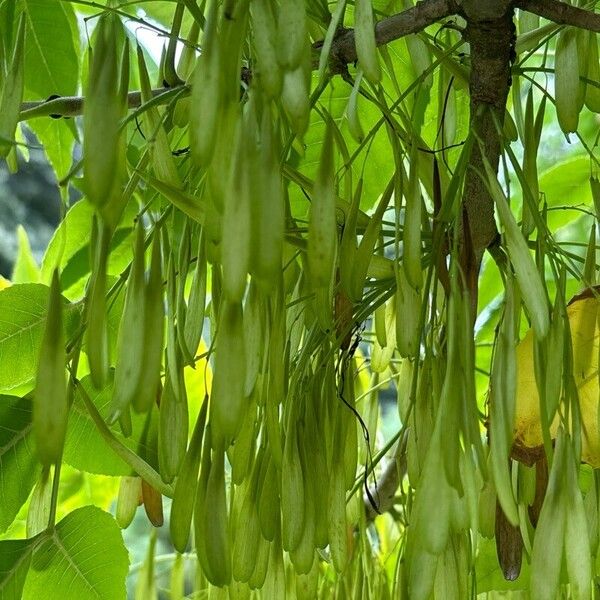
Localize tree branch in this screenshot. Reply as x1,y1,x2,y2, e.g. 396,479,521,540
331,0,457,67
364,435,407,521
515,0,600,32
19,87,178,121
19,0,457,121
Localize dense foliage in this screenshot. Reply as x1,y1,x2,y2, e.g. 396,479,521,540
2,0,600,598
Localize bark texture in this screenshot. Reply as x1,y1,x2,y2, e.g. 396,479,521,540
461,10,516,266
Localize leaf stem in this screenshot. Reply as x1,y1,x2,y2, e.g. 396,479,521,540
76,380,174,497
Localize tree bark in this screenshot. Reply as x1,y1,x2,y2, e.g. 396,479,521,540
461,11,516,268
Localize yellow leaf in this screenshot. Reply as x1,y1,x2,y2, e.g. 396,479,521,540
184,339,212,430
0,276,10,290
513,293,600,466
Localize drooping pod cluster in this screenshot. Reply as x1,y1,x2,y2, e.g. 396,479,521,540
13,1,600,598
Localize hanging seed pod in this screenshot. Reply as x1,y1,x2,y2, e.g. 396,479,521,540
328,460,349,573
170,401,207,553
116,476,142,529
193,423,215,581
232,465,262,582
230,397,257,484
190,0,221,167
495,500,523,581
210,299,247,442
87,220,110,389
350,178,393,301
0,13,25,159
276,0,307,71
555,27,580,135
489,278,520,527
134,228,164,413
26,472,52,537
34,270,68,466
280,425,305,552
585,32,600,113
371,297,396,373
406,33,432,88
308,123,337,290
141,479,164,527
243,281,264,399
347,72,365,143
289,432,317,574
137,45,181,188
250,104,285,293
403,149,423,290
248,534,271,590
339,180,362,298
250,0,282,98
354,0,381,84
395,266,421,358
100,37,130,230
483,157,549,338
158,374,189,483
530,431,567,600
203,443,232,586
183,230,207,360
83,13,122,208
110,222,147,422
221,114,251,302
258,451,280,542
564,441,592,599
281,62,311,137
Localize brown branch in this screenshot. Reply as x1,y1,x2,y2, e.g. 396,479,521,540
19,0,456,121
515,0,600,32
459,10,515,315
331,0,457,67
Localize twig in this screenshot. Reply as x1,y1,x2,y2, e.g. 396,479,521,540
329,0,456,70
19,87,175,121
516,0,600,32
364,433,408,521
18,0,457,121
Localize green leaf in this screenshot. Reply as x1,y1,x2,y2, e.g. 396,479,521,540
291,76,394,216
40,202,95,285
27,119,75,182
41,201,136,299
0,538,35,600
475,536,530,593
0,396,39,533
22,0,79,99
538,155,591,231
11,226,40,284
0,284,80,393
64,374,148,476
22,506,129,600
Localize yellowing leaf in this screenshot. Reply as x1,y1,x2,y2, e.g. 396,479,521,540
513,292,600,466
184,339,212,429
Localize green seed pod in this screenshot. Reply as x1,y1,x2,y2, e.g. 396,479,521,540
34,270,68,466
210,299,246,442
83,13,122,208
170,401,207,553
307,123,337,290
110,222,147,421
0,13,25,159
116,476,142,529
354,0,381,84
